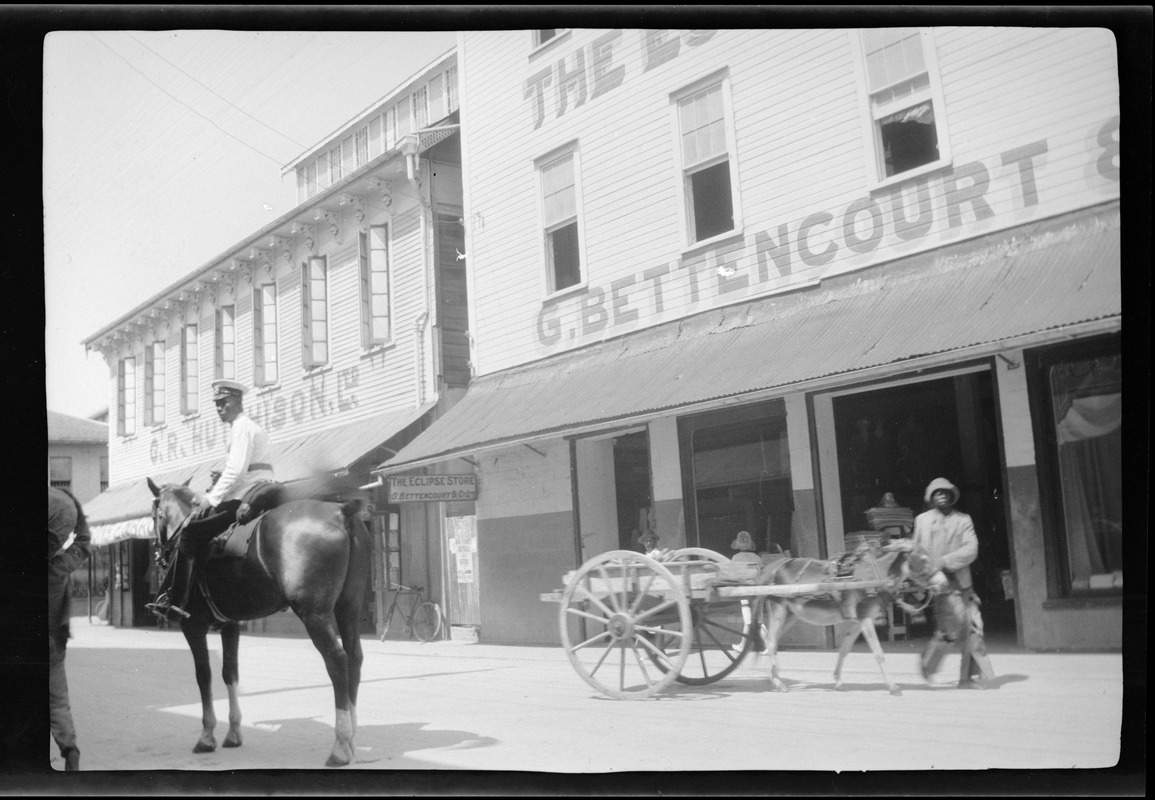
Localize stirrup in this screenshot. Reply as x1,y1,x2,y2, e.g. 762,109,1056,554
146,595,190,621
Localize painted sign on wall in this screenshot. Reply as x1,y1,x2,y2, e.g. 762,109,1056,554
387,474,479,503
146,366,361,466
533,116,1120,350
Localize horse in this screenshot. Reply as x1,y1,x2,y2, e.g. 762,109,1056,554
147,477,373,767
752,539,932,696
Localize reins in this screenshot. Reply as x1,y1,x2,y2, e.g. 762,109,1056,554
153,494,198,568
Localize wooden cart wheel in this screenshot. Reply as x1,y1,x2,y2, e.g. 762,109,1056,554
559,550,693,700
645,548,758,686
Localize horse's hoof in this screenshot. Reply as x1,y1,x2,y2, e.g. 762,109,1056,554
772,682,789,693
834,683,848,692
193,740,217,754
325,741,354,767
889,686,903,697
223,733,243,748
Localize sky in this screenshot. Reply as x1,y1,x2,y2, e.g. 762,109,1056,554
43,27,459,420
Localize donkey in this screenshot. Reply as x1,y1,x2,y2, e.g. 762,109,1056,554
752,539,931,696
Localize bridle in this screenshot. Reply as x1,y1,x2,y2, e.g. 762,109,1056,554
152,490,198,568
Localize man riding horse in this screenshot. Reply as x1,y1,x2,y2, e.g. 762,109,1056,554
148,379,274,622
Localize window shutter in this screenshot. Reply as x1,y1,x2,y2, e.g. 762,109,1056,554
301,260,312,365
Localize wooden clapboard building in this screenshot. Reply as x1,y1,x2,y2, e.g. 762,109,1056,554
82,50,472,636
376,28,1123,650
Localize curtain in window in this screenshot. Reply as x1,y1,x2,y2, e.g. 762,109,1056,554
1051,355,1122,587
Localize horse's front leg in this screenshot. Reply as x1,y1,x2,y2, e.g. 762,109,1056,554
834,621,864,690
859,606,901,696
761,601,794,692
220,622,243,748
180,618,218,752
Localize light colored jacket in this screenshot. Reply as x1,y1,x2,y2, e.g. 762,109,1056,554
206,412,273,506
911,506,978,590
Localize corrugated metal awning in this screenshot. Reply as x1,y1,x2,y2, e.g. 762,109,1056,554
85,403,435,543
378,205,1120,472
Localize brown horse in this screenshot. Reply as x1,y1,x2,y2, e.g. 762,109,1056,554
752,539,931,696
147,478,372,767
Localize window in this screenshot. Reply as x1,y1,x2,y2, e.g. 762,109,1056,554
215,305,235,381
253,283,279,386
181,324,199,415
49,456,72,491
117,357,136,436
446,65,459,113
100,456,109,492
678,400,793,555
301,256,329,367
385,106,398,150
413,86,429,130
539,148,584,293
675,77,738,244
1029,338,1122,596
144,339,165,427
360,225,392,347
355,126,369,168
534,30,561,47
858,28,949,182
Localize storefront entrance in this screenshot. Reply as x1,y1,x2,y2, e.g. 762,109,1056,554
815,367,1017,636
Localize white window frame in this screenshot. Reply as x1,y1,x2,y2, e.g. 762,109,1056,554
354,126,369,168
850,27,952,190
385,106,398,151
180,323,199,415
253,282,279,387
446,65,459,113
359,225,393,349
301,255,331,369
670,70,743,250
145,338,165,427
117,356,136,437
536,142,587,297
412,85,429,130
215,304,236,381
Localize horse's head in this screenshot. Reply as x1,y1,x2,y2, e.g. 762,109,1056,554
883,538,936,588
147,476,196,548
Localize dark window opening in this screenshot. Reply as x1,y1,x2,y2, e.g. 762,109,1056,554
690,161,734,242
549,221,581,291
536,30,558,46
879,101,939,177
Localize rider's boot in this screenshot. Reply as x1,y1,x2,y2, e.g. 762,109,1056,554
146,555,193,622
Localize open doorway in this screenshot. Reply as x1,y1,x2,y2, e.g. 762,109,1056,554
819,369,1015,636
574,428,655,561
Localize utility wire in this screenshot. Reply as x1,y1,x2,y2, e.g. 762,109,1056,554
89,32,290,168
124,32,309,151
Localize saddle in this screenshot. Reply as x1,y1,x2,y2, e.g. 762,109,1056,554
205,481,287,561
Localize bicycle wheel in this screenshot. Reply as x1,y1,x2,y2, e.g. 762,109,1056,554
412,601,443,642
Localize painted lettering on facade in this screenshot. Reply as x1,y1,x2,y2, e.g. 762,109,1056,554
147,366,362,465
525,30,715,130
534,116,1120,348
387,474,479,503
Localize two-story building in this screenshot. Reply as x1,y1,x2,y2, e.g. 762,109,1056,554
81,49,470,634
48,409,109,503
377,28,1122,651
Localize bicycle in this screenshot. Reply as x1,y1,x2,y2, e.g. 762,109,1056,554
380,584,443,642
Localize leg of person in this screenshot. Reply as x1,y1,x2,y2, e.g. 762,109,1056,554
49,632,80,771
921,592,965,681
958,594,995,687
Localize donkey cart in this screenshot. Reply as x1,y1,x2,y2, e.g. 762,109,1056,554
540,546,924,699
